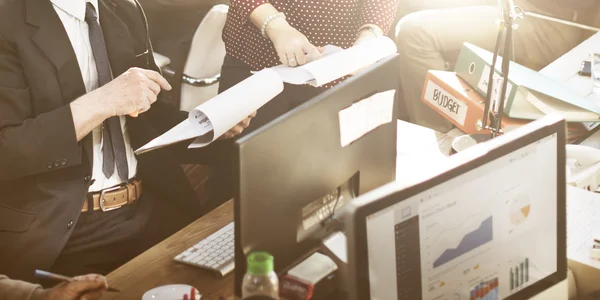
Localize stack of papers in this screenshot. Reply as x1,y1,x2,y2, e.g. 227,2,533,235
270,37,397,87
395,121,453,186
566,185,600,266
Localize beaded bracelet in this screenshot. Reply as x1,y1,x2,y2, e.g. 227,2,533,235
261,12,286,39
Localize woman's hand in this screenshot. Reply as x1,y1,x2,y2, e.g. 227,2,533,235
266,18,322,67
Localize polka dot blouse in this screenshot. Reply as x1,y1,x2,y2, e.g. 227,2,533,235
223,0,400,72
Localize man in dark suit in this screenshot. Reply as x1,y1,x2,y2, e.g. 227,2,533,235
0,0,252,282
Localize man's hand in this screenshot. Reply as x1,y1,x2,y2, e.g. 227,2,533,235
70,67,172,141
41,274,108,300
219,111,257,140
266,18,322,67
92,67,172,118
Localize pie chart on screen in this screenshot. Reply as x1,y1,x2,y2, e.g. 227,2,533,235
510,194,531,226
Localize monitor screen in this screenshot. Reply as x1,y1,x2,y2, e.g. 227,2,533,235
365,132,558,300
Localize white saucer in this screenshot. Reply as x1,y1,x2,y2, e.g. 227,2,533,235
142,284,201,300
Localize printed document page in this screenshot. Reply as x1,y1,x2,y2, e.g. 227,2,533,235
270,37,398,87
135,69,283,154
566,185,600,267
188,69,283,148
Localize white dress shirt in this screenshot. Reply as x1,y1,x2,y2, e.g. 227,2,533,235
51,0,138,192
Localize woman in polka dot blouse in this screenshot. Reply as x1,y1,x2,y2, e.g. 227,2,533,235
218,0,401,133
204,0,400,205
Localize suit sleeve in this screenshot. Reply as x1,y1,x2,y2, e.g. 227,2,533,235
0,33,81,182
0,275,46,300
360,0,401,34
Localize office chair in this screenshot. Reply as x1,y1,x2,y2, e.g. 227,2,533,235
154,4,229,111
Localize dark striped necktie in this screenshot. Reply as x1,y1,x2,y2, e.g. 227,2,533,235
85,3,129,181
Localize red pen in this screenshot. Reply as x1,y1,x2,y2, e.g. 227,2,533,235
183,294,188,300
191,288,196,299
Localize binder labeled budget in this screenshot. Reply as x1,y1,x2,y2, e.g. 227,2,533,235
421,70,527,134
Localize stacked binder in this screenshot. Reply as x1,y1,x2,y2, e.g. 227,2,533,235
420,43,597,141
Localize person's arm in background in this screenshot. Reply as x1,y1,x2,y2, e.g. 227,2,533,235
355,0,402,45
229,0,321,66
0,274,107,300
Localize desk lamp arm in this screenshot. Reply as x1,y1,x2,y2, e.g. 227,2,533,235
482,0,522,138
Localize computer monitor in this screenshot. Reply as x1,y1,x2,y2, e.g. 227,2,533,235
233,55,401,296
346,115,567,300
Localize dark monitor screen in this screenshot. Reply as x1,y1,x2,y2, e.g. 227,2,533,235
233,55,400,296
346,115,567,300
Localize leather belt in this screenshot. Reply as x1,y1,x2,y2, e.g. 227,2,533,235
82,179,142,212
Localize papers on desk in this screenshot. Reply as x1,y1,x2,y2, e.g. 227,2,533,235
270,37,397,87
322,232,347,263
134,37,397,154
395,121,453,187
567,185,600,267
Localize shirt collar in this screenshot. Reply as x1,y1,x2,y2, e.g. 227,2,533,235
50,0,100,21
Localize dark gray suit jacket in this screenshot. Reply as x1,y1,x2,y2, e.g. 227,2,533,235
0,0,228,281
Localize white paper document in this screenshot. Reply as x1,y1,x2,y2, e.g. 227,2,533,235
135,37,397,154
322,232,347,263
134,119,211,154
270,37,398,87
338,90,395,147
566,185,600,267
395,121,452,187
135,69,284,154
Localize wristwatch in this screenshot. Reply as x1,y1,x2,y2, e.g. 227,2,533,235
358,25,384,38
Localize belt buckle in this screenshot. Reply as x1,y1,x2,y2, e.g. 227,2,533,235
99,184,125,212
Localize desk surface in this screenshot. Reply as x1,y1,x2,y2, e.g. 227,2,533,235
103,201,235,300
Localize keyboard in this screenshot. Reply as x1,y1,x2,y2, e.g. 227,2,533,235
173,222,235,277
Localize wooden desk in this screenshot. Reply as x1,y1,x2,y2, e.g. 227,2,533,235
103,201,235,300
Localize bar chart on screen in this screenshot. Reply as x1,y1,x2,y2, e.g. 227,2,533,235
509,258,530,292
470,277,499,300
